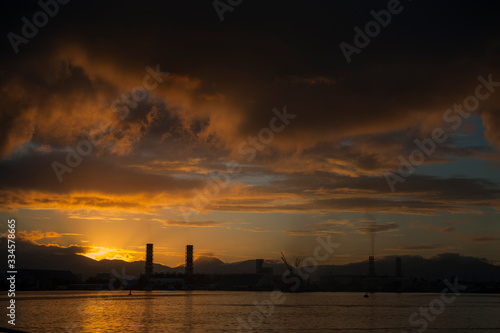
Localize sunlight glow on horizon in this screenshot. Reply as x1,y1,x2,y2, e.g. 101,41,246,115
82,246,141,262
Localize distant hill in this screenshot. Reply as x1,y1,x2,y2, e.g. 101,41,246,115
316,254,500,282
0,238,171,279
1,238,500,282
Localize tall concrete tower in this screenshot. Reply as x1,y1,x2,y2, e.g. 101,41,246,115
146,243,153,283
185,245,193,275
368,256,375,277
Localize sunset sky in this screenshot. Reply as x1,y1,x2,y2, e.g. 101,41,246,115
1,1,499,267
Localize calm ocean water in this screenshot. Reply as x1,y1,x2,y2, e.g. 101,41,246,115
1,291,500,332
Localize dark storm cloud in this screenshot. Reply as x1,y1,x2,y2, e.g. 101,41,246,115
2,0,500,152
198,173,500,214
461,236,500,243
287,220,399,236
356,222,399,234
1,0,499,215
0,152,201,195
270,172,500,200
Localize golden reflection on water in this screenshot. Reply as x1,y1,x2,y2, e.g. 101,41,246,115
2,291,499,332
76,291,171,332
183,291,193,331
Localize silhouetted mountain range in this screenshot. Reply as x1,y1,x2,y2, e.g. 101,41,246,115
2,238,500,281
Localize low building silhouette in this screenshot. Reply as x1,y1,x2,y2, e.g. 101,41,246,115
17,269,79,290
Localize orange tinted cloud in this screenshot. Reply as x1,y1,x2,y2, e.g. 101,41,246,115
11,230,62,243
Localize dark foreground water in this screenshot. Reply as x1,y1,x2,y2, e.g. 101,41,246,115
1,291,500,332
